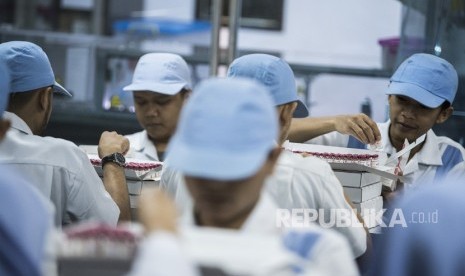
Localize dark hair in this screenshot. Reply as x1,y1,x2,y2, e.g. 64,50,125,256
7,86,51,111
180,88,191,94
441,101,451,110
179,88,192,98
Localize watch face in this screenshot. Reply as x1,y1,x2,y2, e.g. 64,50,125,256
115,153,126,165
102,153,126,168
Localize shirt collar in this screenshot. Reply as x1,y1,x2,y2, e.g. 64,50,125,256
378,121,395,155
3,111,33,135
413,129,443,166
130,130,147,151
380,121,442,166
131,130,160,160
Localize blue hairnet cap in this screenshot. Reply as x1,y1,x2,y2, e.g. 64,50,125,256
0,41,71,96
0,61,10,115
227,54,309,118
166,77,278,180
387,53,458,108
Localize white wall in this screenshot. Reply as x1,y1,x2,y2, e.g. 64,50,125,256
309,75,389,122
142,0,402,121
238,0,402,68
143,0,194,21
143,0,402,68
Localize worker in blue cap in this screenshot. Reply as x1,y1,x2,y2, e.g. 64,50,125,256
0,59,55,276
0,41,131,225
227,53,370,258
123,53,192,161
142,78,358,275
1,61,195,276
302,53,464,189
161,54,369,260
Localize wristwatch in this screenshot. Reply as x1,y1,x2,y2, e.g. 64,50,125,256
101,152,126,168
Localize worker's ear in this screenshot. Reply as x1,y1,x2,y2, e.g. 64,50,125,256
38,86,53,111
0,119,11,140
281,102,297,119
436,106,453,124
278,102,297,125
276,102,298,145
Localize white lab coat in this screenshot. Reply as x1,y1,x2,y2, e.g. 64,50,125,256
308,121,465,188
128,232,200,276
125,130,161,161
129,194,359,275
161,150,367,257
0,112,119,226
180,194,359,276
267,150,367,257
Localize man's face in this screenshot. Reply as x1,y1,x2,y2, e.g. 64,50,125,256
388,95,450,145
133,90,187,143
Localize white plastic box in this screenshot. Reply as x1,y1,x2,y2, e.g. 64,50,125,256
334,171,381,187
343,182,382,203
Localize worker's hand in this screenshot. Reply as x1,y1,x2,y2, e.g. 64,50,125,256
138,188,178,234
333,114,381,145
98,131,130,158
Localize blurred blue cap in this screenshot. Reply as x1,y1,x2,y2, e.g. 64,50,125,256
387,53,458,108
227,54,309,118
0,41,71,96
166,77,278,180
0,61,10,115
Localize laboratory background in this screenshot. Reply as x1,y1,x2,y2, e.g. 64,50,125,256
1,0,465,275
1,0,463,146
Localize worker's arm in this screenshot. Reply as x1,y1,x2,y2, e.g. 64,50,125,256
98,131,131,222
289,114,381,144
